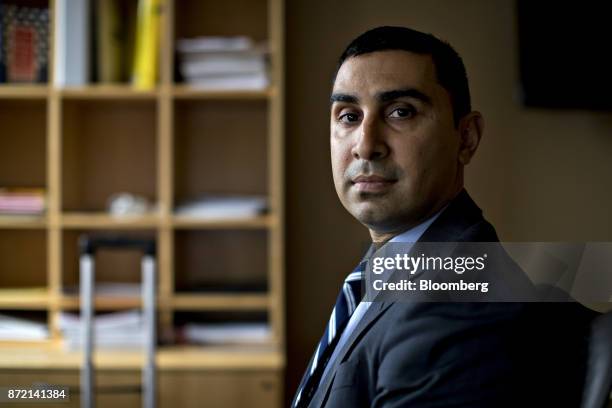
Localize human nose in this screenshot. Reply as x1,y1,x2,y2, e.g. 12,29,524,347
351,114,389,161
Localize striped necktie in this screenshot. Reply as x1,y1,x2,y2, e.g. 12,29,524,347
293,259,367,407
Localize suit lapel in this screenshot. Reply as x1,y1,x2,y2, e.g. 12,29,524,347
308,301,393,408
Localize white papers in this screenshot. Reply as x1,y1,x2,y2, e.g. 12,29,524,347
177,36,269,90
184,322,270,345
59,310,144,351
176,36,254,53
180,52,265,76
186,72,268,91
0,314,48,341
175,195,267,219
63,283,142,298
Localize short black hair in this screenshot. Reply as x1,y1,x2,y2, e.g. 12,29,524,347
335,26,471,125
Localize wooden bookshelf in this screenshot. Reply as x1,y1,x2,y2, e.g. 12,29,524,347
171,293,270,311
61,212,161,229
0,343,283,370
0,85,49,99
172,85,274,100
58,85,159,100
0,288,50,309
172,214,275,229
0,0,285,406
0,215,47,229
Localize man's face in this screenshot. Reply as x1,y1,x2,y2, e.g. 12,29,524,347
330,50,464,237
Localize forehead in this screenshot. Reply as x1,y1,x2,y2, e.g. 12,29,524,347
333,50,441,100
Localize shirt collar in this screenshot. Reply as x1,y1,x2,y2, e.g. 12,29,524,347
388,205,447,243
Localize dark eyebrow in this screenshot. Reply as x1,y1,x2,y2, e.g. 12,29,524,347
330,89,431,105
378,89,432,105
330,93,359,104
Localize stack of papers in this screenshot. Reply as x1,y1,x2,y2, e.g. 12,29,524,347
175,194,267,219
183,322,270,345
59,310,144,351
176,36,269,90
0,314,48,341
63,283,142,298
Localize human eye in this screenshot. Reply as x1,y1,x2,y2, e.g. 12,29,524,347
388,105,417,119
337,109,361,124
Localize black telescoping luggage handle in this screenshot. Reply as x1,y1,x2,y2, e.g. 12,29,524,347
79,236,156,256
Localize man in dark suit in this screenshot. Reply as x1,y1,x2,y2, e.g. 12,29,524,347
292,26,594,407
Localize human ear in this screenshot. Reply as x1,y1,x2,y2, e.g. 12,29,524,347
457,111,484,165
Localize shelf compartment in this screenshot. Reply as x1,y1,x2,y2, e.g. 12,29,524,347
0,288,49,309
173,0,269,46
172,214,274,230
0,100,47,189
0,85,49,99
174,100,268,204
0,230,47,288
174,229,268,293
61,212,161,229
58,85,159,100
173,310,271,349
61,99,157,212
61,230,157,293
171,293,269,311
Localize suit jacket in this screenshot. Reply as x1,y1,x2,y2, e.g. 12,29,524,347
298,190,596,408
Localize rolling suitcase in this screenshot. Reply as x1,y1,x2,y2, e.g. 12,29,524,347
78,235,157,408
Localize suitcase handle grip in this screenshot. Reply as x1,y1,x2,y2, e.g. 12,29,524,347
79,236,156,256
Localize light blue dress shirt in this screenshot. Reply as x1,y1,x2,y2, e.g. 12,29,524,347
319,208,445,384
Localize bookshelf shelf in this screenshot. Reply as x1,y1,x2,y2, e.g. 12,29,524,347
172,214,275,229
61,213,161,229
0,85,49,99
0,288,49,309
0,215,47,229
58,86,159,100
172,85,274,100
171,293,269,310
0,343,283,370
59,295,143,310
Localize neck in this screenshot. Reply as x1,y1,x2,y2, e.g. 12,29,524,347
368,187,463,243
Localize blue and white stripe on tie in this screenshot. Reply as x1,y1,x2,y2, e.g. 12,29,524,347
293,259,367,407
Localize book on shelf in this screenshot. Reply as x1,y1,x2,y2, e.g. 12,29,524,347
0,313,48,341
0,187,45,215
53,0,89,86
96,0,122,83
54,0,141,86
176,36,270,91
0,3,49,83
132,0,161,90
175,194,268,219
93,0,138,84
